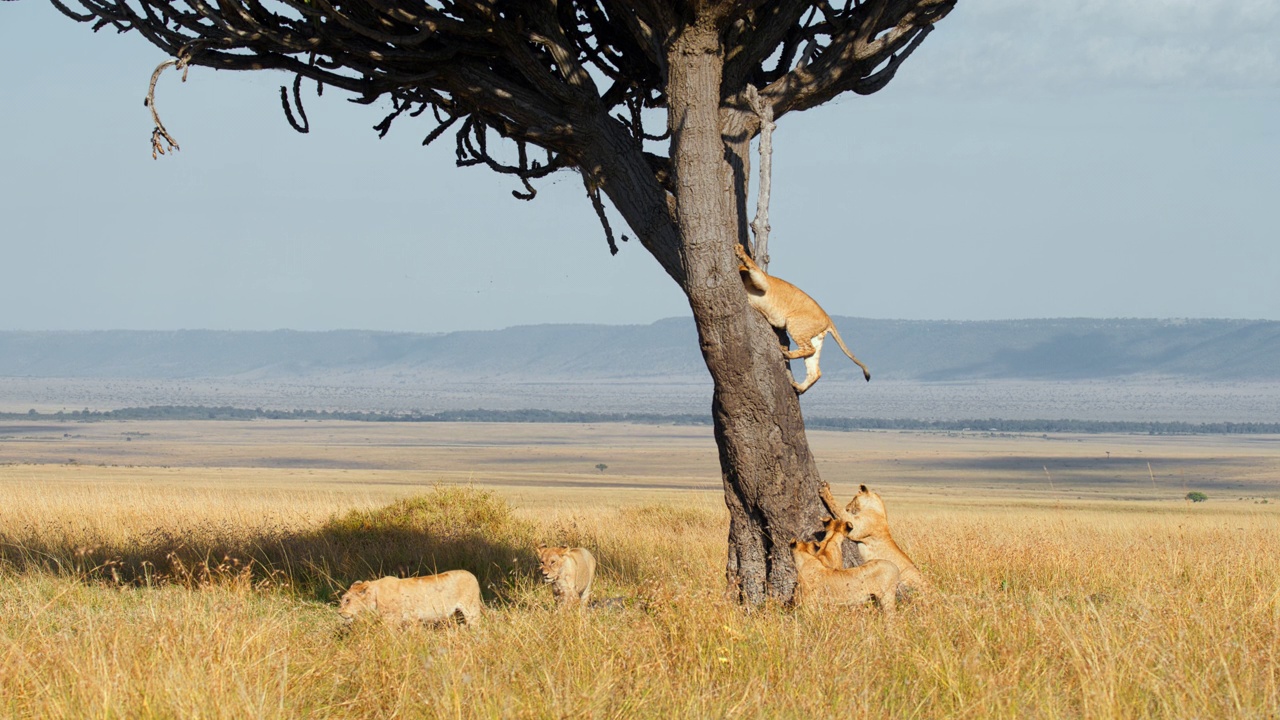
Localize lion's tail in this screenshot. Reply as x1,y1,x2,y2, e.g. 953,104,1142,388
829,325,871,381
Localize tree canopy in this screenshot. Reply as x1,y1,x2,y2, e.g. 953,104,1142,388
56,0,952,254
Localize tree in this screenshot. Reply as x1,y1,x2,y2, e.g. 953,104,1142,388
50,0,954,604
1185,491,1208,503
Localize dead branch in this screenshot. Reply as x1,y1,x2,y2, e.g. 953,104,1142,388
280,73,310,133
144,55,190,159
744,83,776,271
582,170,622,255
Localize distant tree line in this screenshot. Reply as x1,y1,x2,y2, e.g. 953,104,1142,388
3,406,1278,436
0,406,712,425
802,417,1280,435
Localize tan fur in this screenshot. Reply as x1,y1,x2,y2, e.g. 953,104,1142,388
735,244,871,394
536,546,596,604
814,516,852,569
791,540,898,614
338,570,483,626
846,485,929,593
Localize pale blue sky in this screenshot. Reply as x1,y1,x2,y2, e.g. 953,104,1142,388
1,1,1276,332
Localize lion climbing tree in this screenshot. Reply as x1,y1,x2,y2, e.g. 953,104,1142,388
53,0,954,604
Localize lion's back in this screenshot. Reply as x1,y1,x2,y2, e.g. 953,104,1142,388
763,276,833,336
803,559,899,607
566,548,596,594
374,570,482,624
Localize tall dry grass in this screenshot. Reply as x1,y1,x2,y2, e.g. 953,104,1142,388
2,481,1278,718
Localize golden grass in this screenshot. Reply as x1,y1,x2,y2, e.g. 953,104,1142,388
1,422,1278,717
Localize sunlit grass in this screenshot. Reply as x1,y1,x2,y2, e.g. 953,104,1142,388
2,474,1278,718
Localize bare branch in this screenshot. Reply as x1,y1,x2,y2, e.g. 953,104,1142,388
144,54,190,159
49,0,96,21
744,84,775,270
722,0,811,89
279,72,310,133
56,0,950,254
582,169,621,255
761,0,956,119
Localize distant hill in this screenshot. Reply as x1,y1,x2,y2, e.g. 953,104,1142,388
1,317,1277,382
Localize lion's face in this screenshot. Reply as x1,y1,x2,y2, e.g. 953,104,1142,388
537,547,569,583
845,485,891,541
846,485,887,518
338,581,375,620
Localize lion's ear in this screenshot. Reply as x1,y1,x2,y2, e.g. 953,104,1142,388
789,539,799,548
860,484,868,493
820,516,832,524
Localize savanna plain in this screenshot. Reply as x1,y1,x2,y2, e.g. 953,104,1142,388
1,420,1278,718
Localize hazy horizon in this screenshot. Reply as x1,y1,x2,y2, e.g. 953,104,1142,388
2,318,1277,421
2,313,1278,335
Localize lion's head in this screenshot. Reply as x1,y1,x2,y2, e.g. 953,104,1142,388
845,485,890,537
846,484,888,517
338,580,375,621
536,545,571,584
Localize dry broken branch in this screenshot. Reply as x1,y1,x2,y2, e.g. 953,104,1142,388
744,83,776,271
144,55,190,159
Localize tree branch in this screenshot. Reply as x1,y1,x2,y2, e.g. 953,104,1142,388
744,84,775,270
144,54,189,159
761,0,956,120
54,0,951,266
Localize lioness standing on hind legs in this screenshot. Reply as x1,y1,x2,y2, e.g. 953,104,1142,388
734,244,871,394
844,485,930,594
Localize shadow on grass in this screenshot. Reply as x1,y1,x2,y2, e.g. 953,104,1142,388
0,486,542,605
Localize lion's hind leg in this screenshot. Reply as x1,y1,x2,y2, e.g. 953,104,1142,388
577,554,595,603
781,335,816,360
877,585,897,616
457,600,482,626
790,334,825,394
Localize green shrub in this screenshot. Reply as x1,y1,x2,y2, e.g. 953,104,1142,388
1185,491,1208,503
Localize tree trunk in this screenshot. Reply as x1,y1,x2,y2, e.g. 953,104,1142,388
662,19,828,605
575,14,836,606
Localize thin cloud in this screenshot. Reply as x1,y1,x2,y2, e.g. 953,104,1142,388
901,0,1280,91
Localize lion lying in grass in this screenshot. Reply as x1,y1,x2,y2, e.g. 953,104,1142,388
536,545,596,605
845,484,929,594
790,540,898,614
338,570,483,626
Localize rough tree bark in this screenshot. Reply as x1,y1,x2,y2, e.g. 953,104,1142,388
664,18,827,603
46,0,953,604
